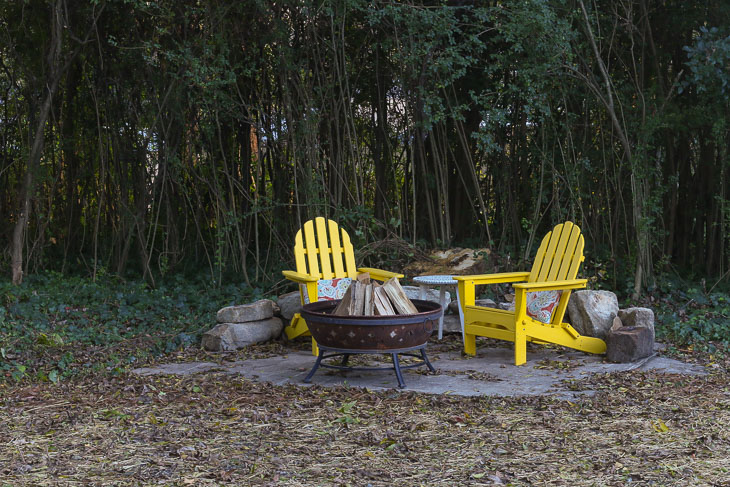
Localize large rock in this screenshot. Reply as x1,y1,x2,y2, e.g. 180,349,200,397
402,285,450,306
618,307,655,344
606,326,654,363
217,299,276,323
498,302,515,311
449,298,497,314
567,290,619,340
202,318,284,351
441,314,463,334
276,291,301,322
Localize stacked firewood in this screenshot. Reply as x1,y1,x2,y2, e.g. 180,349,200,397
334,274,418,316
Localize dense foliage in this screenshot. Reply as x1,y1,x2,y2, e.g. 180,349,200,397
1,0,729,296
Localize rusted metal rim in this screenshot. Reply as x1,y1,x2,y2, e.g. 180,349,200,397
300,299,442,325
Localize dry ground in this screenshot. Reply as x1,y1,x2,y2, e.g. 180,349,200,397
1,361,729,487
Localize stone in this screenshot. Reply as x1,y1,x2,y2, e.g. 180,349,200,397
217,299,276,323
498,302,515,311
606,326,654,363
441,314,463,334
402,285,450,306
566,290,619,340
202,318,284,351
276,291,301,322
618,307,655,344
611,316,623,332
449,297,496,315
475,298,498,309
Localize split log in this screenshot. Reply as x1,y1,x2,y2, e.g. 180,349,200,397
350,280,365,315
333,277,417,316
382,277,418,314
334,281,354,315
373,286,396,315
363,283,374,315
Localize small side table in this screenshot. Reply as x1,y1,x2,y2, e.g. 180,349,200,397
412,275,464,340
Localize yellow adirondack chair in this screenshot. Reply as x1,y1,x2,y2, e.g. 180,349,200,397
455,221,606,365
282,217,404,353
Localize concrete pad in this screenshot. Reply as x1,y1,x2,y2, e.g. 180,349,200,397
132,342,708,399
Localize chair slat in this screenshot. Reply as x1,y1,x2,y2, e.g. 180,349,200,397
536,223,565,282
557,225,583,280
546,221,574,281
328,219,346,277
567,235,585,278
528,230,553,282
315,217,333,279
303,219,321,279
294,230,307,274
339,229,358,277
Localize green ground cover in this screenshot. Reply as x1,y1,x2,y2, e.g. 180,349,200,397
1,269,728,384
0,272,266,384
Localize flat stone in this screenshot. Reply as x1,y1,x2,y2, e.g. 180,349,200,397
132,346,707,399
202,318,284,351
606,326,654,363
133,362,219,376
217,299,276,323
567,290,619,340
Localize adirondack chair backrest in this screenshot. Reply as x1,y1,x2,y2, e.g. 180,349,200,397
294,217,359,280
527,221,585,283
524,222,584,325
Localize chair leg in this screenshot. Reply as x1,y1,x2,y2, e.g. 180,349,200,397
311,338,319,356
284,313,310,340
464,332,477,356
514,326,527,366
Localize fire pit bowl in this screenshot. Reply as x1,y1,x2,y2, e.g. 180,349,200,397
301,299,441,350
299,299,443,388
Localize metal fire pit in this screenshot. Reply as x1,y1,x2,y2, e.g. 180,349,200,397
300,299,442,388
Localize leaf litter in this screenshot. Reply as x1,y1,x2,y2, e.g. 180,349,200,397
1,366,728,486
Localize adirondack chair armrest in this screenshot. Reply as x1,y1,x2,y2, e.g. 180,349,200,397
357,267,404,281
282,270,319,283
453,272,531,285
512,279,588,292
455,272,531,307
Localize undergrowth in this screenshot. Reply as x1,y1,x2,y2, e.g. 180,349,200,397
0,272,266,384
2,257,729,385
648,278,730,355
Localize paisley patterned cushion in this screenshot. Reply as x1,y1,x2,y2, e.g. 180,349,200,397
301,278,353,304
525,290,562,324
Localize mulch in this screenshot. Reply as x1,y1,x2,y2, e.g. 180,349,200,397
1,362,728,486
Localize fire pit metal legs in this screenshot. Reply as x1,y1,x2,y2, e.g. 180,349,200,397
303,345,435,388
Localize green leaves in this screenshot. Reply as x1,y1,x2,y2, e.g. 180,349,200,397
334,401,361,425
682,26,730,99
0,272,262,383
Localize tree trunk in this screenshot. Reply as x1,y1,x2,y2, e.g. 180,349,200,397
11,1,65,284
